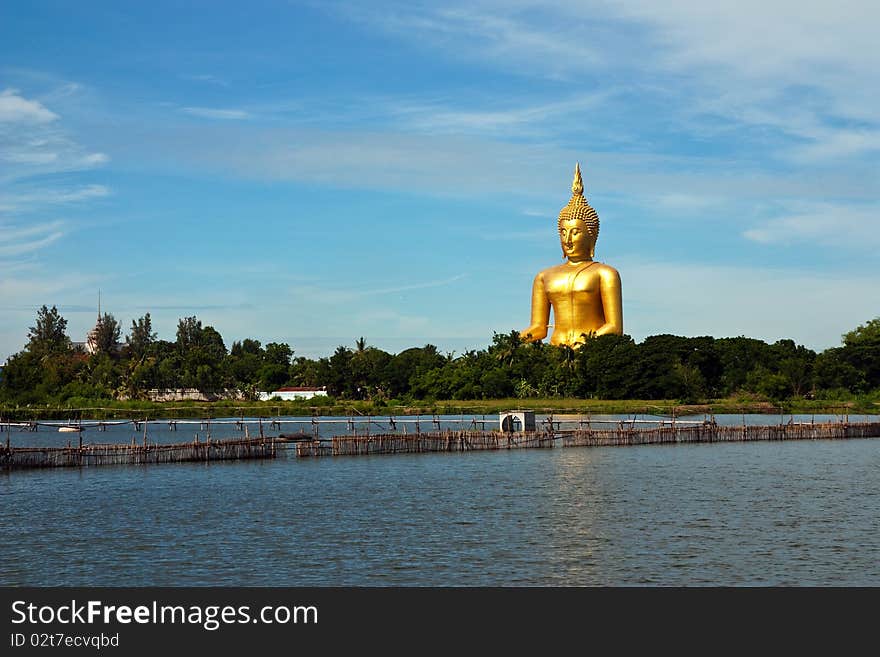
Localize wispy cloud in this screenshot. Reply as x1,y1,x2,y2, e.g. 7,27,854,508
136,303,256,312
0,99,109,183
358,274,468,296
0,85,108,184
181,106,251,120
292,274,470,304
339,4,606,79
334,1,880,167
0,184,110,213
181,74,230,87
0,221,64,257
743,202,880,248
0,88,58,123
0,86,109,357
388,92,613,136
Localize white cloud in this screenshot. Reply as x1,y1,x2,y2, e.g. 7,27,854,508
0,185,109,213
0,87,109,361
351,4,604,78
786,129,880,163
611,1,879,87
0,87,108,184
358,274,469,297
0,134,108,184
3,151,59,164
53,184,110,202
182,74,230,87
288,274,470,305
0,229,63,257
743,203,880,248
79,152,109,165
0,88,59,123
334,1,880,166
0,219,65,262
388,92,613,136
181,106,251,120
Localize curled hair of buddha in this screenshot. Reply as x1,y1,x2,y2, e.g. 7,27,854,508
557,162,600,240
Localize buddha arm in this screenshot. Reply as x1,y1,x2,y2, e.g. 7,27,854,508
520,272,550,342
594,267,623,336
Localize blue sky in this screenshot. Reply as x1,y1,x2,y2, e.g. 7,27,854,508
1,0,878,361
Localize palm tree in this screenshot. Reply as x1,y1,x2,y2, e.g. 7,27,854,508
559,344,577,372
494,331,522,367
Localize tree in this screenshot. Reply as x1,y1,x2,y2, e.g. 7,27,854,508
670,360,706,403
126,313,157,357
813,348,865,394
841,317,880,390
200,326,227,362
746,366,791,400
264,342,294,367
27,305,71,355
92,313,121,355
577,334,639,399
325,346,354,397
715,336,774,395
350,345,392,400
231,338,262,356
491,331,523,368
172,317,228,389
175,316,203,353
843,318,880,348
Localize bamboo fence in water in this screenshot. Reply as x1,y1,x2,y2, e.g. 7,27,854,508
292,421,880,458
295,430,555,457
0,436,276,470
3,420,878,467
561,420,880,447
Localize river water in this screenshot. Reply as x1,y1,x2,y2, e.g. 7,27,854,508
2,414,880,586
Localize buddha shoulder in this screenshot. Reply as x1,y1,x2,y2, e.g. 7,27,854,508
593,261,621,280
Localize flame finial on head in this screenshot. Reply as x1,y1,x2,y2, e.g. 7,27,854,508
571,162,584,196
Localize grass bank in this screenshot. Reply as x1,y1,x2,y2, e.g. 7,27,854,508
1,396,876,421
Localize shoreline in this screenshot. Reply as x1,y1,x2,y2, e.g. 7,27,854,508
1,397,877,421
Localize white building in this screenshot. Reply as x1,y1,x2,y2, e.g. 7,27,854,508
258,386,329,401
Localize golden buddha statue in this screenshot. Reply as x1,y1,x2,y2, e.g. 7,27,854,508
520,163,623,347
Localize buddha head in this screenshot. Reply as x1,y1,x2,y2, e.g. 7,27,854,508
557,163,600,261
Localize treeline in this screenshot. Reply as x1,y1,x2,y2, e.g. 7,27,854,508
1,306,878,406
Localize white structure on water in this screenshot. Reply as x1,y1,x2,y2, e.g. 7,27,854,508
499,410,536,433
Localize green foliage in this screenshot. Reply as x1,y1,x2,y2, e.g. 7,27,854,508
92,313,121,355
2,307,879,406
27,305,71,355
746,366,791,400
841,318,880,389
126,313,156,357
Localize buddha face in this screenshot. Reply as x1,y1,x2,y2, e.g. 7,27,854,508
559,218,594,261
